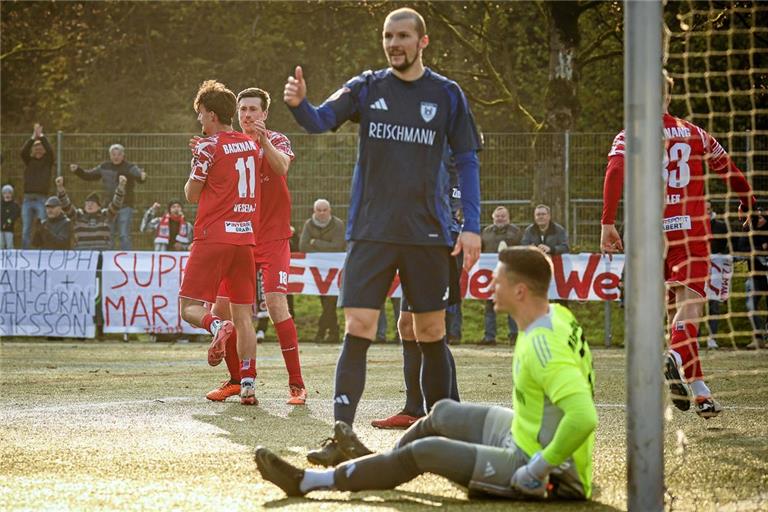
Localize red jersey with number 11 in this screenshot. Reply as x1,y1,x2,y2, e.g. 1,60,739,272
602,113,753,248
189,131,262,245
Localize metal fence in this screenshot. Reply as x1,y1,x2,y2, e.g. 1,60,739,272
2,131,765,251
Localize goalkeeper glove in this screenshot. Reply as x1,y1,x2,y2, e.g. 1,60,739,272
510,452,555,499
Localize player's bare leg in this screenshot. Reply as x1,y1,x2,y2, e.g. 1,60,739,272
307,307,379,467
231,302,259,405
180,297,234,367
266,292,307,405
669,284,722,418
205,297,242,401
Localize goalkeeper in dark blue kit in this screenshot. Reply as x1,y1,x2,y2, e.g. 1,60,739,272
283,7,482,466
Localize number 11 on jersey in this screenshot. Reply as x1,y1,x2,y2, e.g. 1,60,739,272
235,156,257,198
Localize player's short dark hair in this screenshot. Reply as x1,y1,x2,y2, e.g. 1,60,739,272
237,88,271,112
534,204,551,214
194,80,236,124
498,246,552,298
385,7,426,38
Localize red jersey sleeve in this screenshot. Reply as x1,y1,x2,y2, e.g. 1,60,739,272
189,138,218,183
701,128,754,208
268,131,295,161
602,131,625,225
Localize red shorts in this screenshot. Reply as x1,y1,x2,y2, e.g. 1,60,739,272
218,238,291,300
179,243,256,305
664,242,709,299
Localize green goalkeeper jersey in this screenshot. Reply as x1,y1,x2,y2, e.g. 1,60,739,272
511,303,597,498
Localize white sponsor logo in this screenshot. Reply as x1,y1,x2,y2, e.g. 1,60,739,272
222,140,258,155
662,215,691,232
334,394,350,405
484,461,496,478
224,221,253,233
233,203,256,213
442,287,450,301
420,102,437,123
370,98,389,111
368,122,436,146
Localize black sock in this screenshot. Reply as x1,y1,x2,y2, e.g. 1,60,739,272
333,334,372,425
418,339,452,412
401,339,425,417
446,340,460,402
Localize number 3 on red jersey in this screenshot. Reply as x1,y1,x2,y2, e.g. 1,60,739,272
663,142,691,189
235,156,257,198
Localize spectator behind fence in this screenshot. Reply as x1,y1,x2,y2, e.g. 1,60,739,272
521,204,570,255
704,201,729,350
1,185,21,249
141,199,193,251
21,123,54,249
480,205,522,345
32,196,71,250
300,198,345,343
55,175,125,250
742,207,768,350
69,143,147,250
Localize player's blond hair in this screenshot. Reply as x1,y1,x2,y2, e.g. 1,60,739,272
385,7,426,38
194,80,237,125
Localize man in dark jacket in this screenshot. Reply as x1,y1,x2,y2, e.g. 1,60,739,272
521,204,570,255
69,143,146,250
704,201,729,350
300,199,346,342
20,123,54,249
32,196,71,250
480,206,521,345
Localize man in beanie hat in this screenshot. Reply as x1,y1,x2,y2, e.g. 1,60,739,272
1,184,21,249
55,175,126,250
141,199,193,251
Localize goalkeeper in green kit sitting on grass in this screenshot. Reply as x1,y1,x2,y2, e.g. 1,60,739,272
255,246,598,501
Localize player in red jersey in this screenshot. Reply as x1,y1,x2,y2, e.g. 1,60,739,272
179,80,263,406
204,87,307,406
601,73,754,419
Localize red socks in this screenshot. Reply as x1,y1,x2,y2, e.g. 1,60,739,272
240,358,256,380
670,322,703,381
224,328,240,382
275,318,304,388
202,313,220,334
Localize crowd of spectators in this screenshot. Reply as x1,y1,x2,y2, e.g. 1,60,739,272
1,124,765,347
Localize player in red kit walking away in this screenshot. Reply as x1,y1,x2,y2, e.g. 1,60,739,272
179,80,263,405
601,72,754,419
204,87,307,405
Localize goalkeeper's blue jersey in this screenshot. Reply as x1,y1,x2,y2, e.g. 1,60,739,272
308,68,480,246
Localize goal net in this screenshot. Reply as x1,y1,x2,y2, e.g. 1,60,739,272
664,1,768,351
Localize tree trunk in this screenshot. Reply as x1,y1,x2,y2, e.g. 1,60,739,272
533,2,581,226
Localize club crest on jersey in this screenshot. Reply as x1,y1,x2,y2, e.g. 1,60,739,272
420,102,437,123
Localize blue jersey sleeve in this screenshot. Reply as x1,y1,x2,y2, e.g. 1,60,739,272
289,73,369,133
445,83,481,154
454,150,481,234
